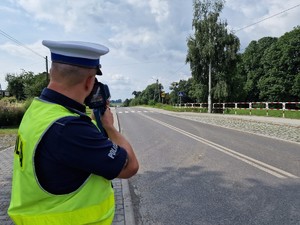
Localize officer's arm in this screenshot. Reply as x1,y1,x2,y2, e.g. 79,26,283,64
101,109,139,178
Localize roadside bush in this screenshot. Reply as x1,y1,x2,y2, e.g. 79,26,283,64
148,100,156,106
0,98,30,127
23,98,33,110
155,103,163,108
0,106,25,127
0,96,17,105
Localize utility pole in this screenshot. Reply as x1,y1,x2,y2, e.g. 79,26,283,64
45,56,49,82
156,79,161,103
208,21,212,113
208,61,212,113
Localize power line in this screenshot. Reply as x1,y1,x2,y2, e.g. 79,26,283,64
234,3,300,33
0,28,45,59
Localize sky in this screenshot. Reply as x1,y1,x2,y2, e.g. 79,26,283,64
0,0,299,101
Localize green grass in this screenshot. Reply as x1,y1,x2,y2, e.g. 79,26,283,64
0,127,18,135
226,108,300,119
283,110,300,119
139,104,300,119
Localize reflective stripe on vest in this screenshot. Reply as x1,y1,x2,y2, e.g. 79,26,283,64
8,98,115,225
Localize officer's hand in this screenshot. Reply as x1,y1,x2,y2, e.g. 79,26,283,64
100,107,114,130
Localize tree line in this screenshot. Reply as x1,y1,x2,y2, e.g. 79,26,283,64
125,0,299,107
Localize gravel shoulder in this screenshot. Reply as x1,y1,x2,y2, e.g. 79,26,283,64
141,107,300,144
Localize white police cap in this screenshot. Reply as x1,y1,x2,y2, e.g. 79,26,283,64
42,40,109,75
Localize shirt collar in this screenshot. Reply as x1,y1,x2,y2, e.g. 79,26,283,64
39,88,86,113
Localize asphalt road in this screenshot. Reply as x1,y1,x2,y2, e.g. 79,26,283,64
117,107,300,225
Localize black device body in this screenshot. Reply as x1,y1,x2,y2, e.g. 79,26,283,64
85,78,111,137
85,78,110,114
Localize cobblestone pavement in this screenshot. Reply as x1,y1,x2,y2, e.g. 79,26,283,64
0,147,14,225
183,115,299,143
0,134,16,151
158,110,300,143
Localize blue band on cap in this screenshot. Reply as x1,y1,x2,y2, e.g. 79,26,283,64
51,53,99,68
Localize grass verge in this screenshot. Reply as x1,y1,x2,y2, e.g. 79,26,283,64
141,104,300,119
0,127,18,135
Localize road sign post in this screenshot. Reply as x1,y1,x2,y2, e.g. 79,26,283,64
178,92,184,107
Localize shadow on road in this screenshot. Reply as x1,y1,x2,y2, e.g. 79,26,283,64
130,165,300,225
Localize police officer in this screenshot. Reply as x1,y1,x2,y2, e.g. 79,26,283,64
8,40,139,225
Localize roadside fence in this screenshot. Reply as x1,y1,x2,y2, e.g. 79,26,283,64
173,102,300,118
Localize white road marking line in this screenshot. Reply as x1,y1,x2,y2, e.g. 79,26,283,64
117,110,153,114
141,114,298,179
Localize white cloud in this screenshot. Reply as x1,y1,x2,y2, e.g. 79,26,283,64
109,28,156,49
0,40,45,58
223,0,300,51
0,40,47,78
0,4,18,14
13,0,93,32
149,0,169,22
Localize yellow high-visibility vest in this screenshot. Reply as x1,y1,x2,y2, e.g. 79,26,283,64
8,98,115,225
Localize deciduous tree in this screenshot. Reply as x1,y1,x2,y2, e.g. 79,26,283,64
186,0,240,103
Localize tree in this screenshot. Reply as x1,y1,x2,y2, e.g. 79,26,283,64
186,0,240,107
5,70,48,101
169,82,178,104
169,78,197,104
24,72,48,98
130,82,164,106
6,73,25,100
122,98,131,107
259,26,300,101
190,79,206,102
292,74,300,99
228,53,247,102
132,91,141,98
240,37,278,101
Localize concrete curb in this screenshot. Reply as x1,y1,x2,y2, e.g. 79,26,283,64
112,107,136,225
122,179,136,225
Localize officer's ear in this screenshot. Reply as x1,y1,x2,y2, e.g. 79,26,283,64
85,75,95,92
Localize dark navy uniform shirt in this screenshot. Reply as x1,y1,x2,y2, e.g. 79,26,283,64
34,88,127,195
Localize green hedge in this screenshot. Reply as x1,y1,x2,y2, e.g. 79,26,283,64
0,106,25,127
0,98,33,127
